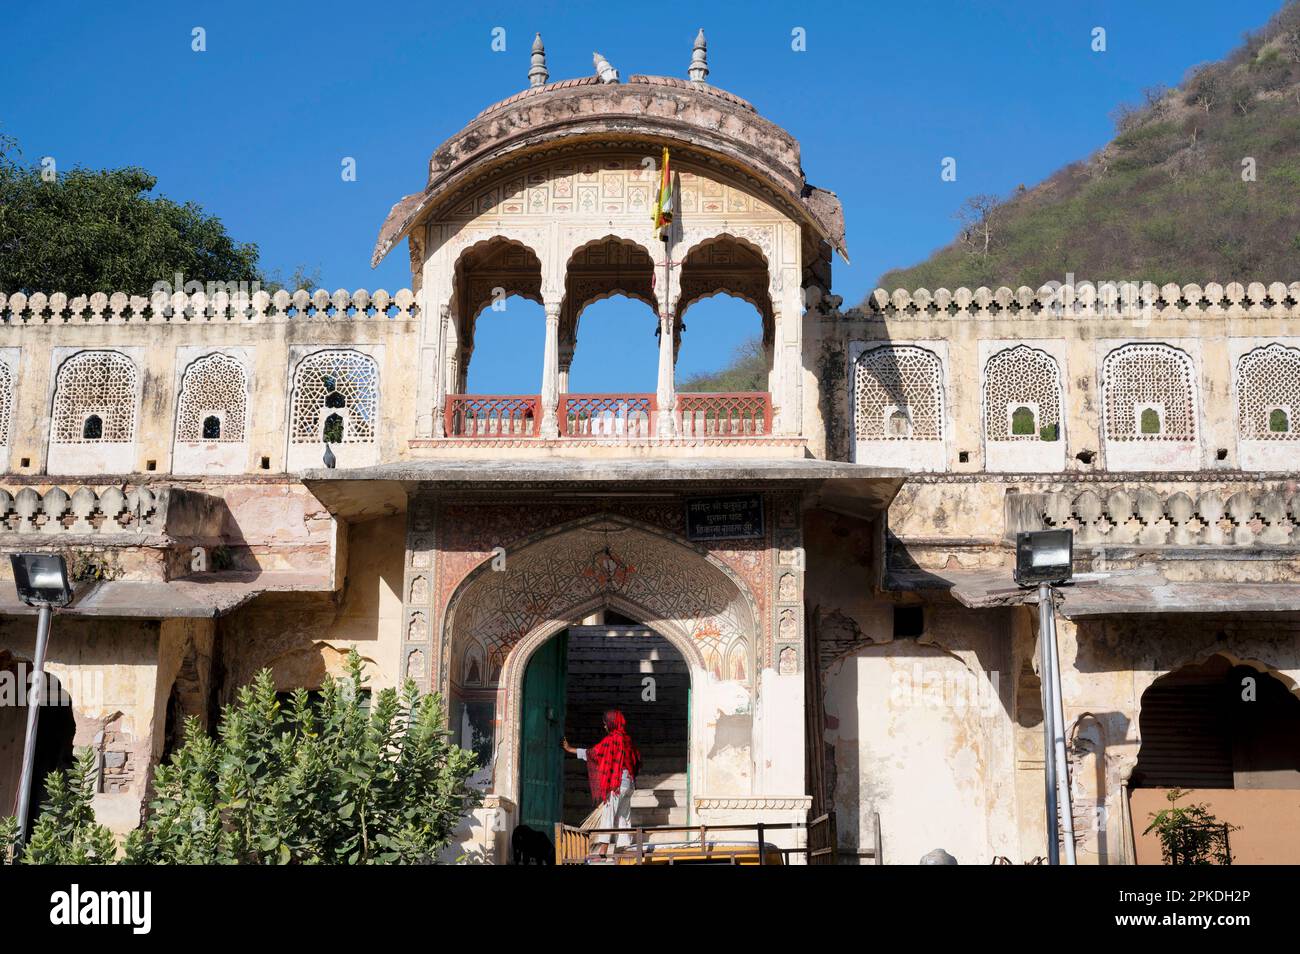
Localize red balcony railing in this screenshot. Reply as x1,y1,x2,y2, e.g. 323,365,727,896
446,394,538,438
560,393,655,438
442,392,771,439
678,392,771,437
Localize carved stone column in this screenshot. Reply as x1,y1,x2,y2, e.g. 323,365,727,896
539,299,561,438
432,304,450,438
655,306,677,438
558,340,574,395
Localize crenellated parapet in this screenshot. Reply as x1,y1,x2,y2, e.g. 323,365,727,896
0,288,417,325
858,281,1300,320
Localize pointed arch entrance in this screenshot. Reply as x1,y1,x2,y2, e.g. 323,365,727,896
442,514,760,814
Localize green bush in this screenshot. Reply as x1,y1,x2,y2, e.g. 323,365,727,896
1143,788,1237,865
20,749,118,864
5,651,478,865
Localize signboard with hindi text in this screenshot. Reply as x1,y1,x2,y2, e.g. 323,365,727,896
684,494,764,541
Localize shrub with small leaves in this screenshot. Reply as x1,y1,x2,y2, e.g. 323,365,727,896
1144,788,1238,865
19,748,119,864
125,651,477,864
0,814,18,864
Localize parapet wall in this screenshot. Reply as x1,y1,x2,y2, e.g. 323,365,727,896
811,282,1300,474
0,289,419,477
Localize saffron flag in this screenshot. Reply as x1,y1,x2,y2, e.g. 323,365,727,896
652,147,673,240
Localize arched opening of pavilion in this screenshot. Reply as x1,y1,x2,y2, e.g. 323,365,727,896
559,236,660,437
674,234,775,436
445,237,545,437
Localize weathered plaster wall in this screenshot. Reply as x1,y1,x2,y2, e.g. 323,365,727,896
811,296,1300,474
0,615,168,834
215,514,404,695
1061,612,1300,865
0,303,418,477
820,603,1018,864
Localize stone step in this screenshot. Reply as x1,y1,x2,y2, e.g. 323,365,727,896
629,806,689,827
629,788,686,809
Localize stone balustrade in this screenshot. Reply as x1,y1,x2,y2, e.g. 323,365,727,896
0,288,417,324
858,281,1300,320
0,485,166,535
1027,486,1300,547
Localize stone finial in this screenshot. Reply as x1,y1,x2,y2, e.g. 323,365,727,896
593,51,619,84
529,33,549,88
688,28,708,82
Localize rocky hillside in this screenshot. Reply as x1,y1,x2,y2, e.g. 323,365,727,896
875,1,1300,295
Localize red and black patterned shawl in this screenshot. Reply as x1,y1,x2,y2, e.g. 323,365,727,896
586,709,641,803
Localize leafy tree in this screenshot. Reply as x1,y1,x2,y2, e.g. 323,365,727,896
1144,788,1238,865
0,144,261,297
124,652,477,865
19,749,118,864
264,263,324,294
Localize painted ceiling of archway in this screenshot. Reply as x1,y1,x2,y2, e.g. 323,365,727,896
447,520,757,683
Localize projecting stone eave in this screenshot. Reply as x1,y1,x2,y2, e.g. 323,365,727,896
370,77,848,267
299,458,905,523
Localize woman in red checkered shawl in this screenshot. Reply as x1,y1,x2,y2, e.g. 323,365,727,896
562,709,641,854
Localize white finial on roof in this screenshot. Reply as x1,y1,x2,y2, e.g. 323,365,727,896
593,51,619,84
688,29,708,83
529,33,549,88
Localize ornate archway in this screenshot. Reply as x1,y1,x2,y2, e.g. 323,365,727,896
441,513,761,804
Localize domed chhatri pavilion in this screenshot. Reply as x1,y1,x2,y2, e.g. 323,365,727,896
1,33,1299,864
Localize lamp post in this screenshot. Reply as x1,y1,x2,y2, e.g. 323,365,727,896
9,553,74,846
1014,530,1077,865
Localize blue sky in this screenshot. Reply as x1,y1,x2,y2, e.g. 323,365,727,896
2,0,1285,392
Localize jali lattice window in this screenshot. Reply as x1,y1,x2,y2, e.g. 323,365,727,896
51,351,138,444
0,360,12,445
854,345,943,440
1102,344,1196,442
1236,343,1300,440
290,350,378,444
984,345,1061,442
176,352,248,443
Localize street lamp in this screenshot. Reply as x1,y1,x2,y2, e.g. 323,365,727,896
1014,530,1077,865
9,553,74,846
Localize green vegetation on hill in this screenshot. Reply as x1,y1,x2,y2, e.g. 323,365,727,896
874,1,1300,295
679,337,768,392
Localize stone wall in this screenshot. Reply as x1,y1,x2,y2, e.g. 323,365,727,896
810,282,1300,474
0,290,418,478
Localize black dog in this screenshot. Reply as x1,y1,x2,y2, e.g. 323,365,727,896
511,824,554,865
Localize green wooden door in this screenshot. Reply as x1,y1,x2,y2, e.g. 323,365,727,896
519,631,568,834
